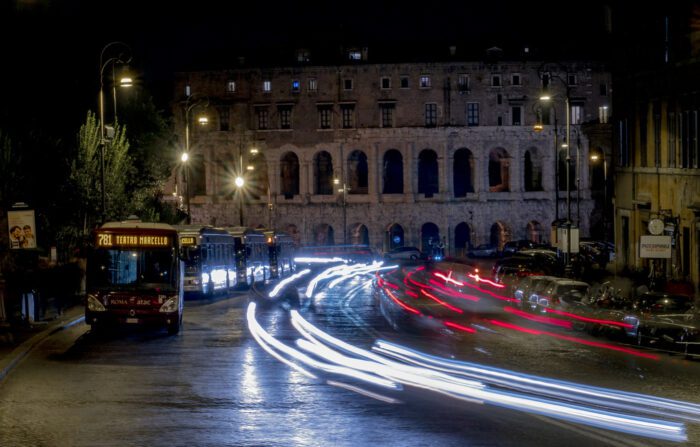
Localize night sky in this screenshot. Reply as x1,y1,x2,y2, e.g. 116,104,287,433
1,0,611,128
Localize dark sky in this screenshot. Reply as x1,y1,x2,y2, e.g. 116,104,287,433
1,0,611,127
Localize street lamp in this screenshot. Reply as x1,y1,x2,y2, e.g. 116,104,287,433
334,177,349,245
234,175,245,226
98,41,132,223
539,69,576,275
590,152,608,241
181,93,209,224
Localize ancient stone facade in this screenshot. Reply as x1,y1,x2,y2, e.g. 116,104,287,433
167,57,612,255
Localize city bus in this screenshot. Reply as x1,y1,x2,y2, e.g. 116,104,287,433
263,230,296,279
174,225,237,296
86,220,184,334
225,227,269,287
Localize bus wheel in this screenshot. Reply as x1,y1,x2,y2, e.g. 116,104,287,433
168,314,182,335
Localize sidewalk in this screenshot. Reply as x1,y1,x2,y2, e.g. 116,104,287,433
0,303,84,382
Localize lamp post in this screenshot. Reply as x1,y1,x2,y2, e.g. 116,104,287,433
181,93,209,224
540,76,574,274
590,152,608,240
98,41,132,224
334,178,349,245
234,175,245,226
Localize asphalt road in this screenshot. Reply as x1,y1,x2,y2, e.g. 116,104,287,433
0,264,698,446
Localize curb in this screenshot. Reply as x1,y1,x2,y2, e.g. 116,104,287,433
0,308,85,383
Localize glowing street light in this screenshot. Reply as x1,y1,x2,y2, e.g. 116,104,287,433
181,93,209,224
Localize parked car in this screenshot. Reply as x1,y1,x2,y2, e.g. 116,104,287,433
500,239,548,257
513,275,559,310
384,246,425,261
622,292,697,350
467,243,498,258
531,278,590,314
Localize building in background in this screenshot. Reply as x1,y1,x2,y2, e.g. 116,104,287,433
166,47,612,256
612,1,700,293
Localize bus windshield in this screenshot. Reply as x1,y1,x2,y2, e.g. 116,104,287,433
182,246,201,274
88,247,176,290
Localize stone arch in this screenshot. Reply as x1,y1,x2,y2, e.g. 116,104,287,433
385,223,404,251
421,222,440,253
453,148,474,197
418,149,439,197
350,223,370,246
280,152,300,199
382,149,403,194
454,222,472,257
314,150,334,195
249,152,268,200
347,150,368,194
527,220,544,244
490,221,511,251
488,147,510,192
524,147,543,191
285,223,301,247
314,223,335,245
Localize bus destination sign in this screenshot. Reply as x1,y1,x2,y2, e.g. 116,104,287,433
180,236,196,246
96,233,171,248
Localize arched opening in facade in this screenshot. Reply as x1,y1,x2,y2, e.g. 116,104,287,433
350,223,370,246
490,221,510,251
524,148,542,191
385,223,404,251
314,151,334,195
314,223,335,245
285,224,301,247
488,147,510,192
454,222,472,257
280,152,300,199
418,149,439,197
191,156,207,196
382,149,404,194
527,221,544,244
453,148,474,197
248,152,268,200
421,222,440,254
347,150,368,195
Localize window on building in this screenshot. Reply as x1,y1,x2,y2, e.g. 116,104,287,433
308,78,318,92
218,107,229,131
348,150,369,194
653,102,661,167
467,103,479,126
418,149,439,197
425,103,437,127
599,106,609,124
571,104,584,124
280,152,300,198
383,149,404,194
278,105,292,129
511,106,522,126
488,148,510,192
256,107,269,130
458,74,469,92
567,73,577,85
453,148,474,196
348,50,362,60
341,104,355,129
381,77,391,89
296,49,310,62
314,151,334,195
227,80,236,93
263,80,271,92
291,80,300,93
419,75,431,88
400,76,409,89
380,103,395,127
511,74,521,86
491,74,501,87
668,111,677,167
344,79,353,90
318,105,332,129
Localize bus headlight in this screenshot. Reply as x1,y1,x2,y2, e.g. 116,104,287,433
159,296,179,313
87,294,106,312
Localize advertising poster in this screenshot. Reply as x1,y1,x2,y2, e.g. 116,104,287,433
7,209,37,249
